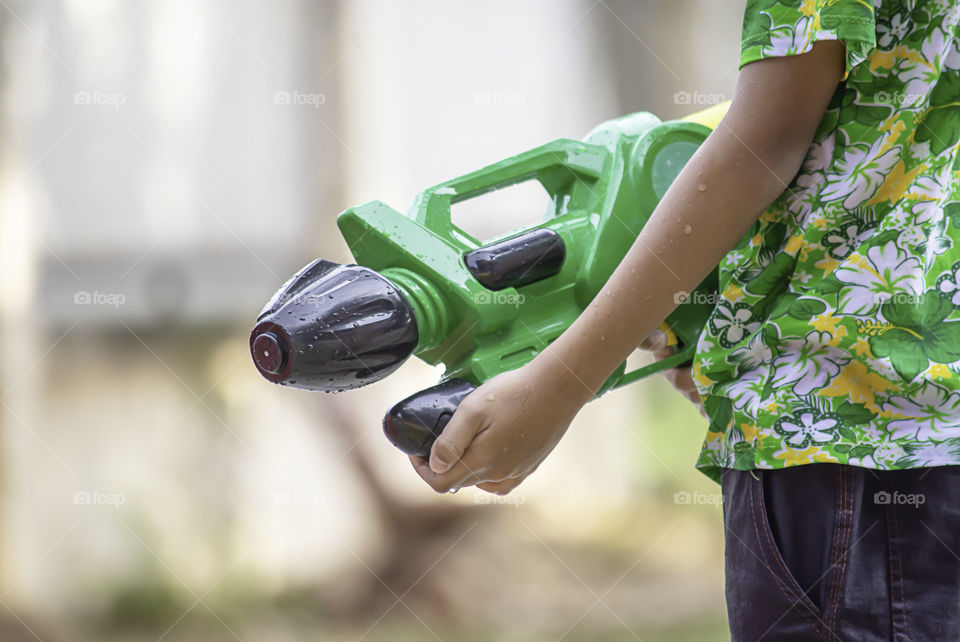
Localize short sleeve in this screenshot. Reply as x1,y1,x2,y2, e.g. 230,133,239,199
740,0,878,80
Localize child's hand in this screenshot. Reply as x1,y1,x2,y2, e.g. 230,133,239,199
638,331,706,418
409,359,589,495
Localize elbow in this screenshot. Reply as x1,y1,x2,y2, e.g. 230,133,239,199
714,102,818,193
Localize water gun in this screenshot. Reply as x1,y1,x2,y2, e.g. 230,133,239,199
251,102,730,457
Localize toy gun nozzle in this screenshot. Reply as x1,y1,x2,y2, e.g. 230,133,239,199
250,259,419,392
252,331,287,374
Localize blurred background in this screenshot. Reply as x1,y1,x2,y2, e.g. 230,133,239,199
0,0,740,640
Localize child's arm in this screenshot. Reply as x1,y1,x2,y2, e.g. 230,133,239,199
411,40,846,495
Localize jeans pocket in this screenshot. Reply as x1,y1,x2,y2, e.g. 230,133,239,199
753,470,825,620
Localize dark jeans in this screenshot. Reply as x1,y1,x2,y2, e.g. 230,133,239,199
721,464,960,641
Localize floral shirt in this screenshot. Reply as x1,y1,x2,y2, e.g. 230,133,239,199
693,0,960,483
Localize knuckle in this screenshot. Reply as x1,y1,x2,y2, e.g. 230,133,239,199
458,402,482,424
432,439,461,461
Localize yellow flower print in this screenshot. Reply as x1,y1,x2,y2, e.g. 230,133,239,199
692,362,714,388
785,234,803,255
810,212,829,229
926,363,952,380
865,160,926,205
852,336,873,358
827,325,848,346
773,446,839,465
811,311,841,335
799,0,819,17
815,255,841,276
819,360,895,408
869,50,897,72
705,428,724,443
722,283,745,303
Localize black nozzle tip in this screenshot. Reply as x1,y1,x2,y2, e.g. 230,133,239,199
252,331,287,374
249,321,292,383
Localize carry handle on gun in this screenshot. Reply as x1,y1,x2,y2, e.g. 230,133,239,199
250,103,733,458
415,139,700,378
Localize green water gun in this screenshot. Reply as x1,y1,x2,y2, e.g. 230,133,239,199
251,102,730,457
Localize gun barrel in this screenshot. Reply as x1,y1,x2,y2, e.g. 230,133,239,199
250,260,419,391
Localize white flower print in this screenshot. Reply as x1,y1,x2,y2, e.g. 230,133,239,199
822,222,873,259
729,332,772,371
945,35,960,71
860,425,885,441
762,15,819,58
802,135,836,174
877,12,910,48
882,381,960,441
910,168,952,224
867,358,900,381
873,442,907,465
776,411,839,447
895,28,950,105
723,366,769,418
885,208,912,228
820,139,901,209
905,441,960,466
848,452,878,468
709,301,759,348
770,331,850,395
937,260,960,306
834,241,923,314
899,226,925,248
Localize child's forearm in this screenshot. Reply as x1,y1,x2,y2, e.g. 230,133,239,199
533,41,845,402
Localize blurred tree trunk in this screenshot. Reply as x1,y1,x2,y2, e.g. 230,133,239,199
319,396,482,623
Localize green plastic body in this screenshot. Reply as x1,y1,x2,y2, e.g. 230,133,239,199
336,112,719,395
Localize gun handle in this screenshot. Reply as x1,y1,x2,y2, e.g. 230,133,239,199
383,379,477,457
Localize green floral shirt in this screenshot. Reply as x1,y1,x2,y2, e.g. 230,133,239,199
693,0,960,483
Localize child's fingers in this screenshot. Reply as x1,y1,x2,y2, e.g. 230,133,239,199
428,400,487,474
652,347,675,361
637,329,668,352
477,476,524,495
409,453,485,494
